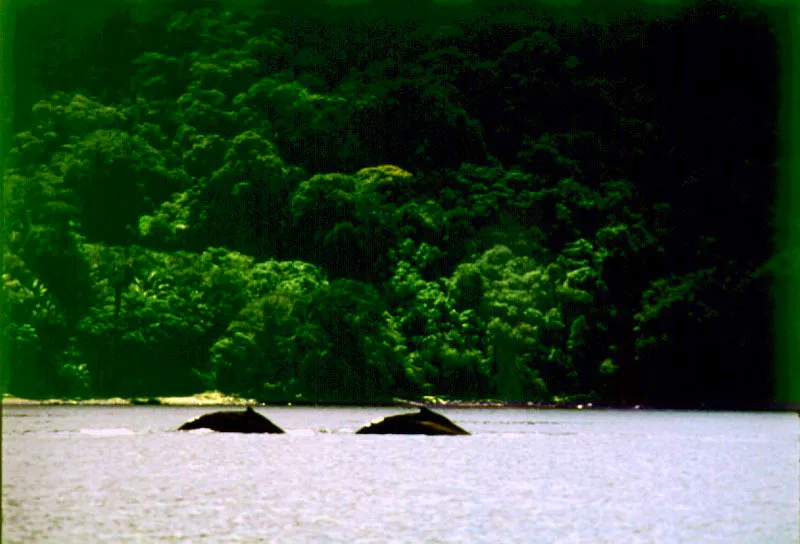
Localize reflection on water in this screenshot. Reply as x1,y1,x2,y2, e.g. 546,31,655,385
3,407,799,543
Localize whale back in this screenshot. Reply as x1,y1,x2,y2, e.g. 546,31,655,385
178,408,285,433
417,407,470,434
355,407,470,435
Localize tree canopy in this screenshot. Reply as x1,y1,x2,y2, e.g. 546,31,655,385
2,0,777,407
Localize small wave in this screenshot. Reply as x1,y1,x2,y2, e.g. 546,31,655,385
80,428,136,437
184,428,215,434
287,429,315,437
324,428,356,434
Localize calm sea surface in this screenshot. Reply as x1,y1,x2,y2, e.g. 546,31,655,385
3,406,798,543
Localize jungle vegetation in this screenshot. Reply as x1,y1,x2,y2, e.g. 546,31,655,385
1,0,780,407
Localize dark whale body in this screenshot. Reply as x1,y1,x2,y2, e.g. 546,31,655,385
178,407,285,433
356,407,470,435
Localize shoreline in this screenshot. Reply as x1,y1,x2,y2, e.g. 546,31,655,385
1,392,256,407
2,393,797,412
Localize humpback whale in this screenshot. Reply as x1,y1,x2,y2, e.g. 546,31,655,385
355,407,470,435
178,407,285,433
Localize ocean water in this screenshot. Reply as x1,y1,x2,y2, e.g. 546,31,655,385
3,406,798,543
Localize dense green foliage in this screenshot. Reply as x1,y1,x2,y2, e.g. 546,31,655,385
2,0,777,406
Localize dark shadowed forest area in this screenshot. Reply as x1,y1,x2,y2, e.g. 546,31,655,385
1,0,787,407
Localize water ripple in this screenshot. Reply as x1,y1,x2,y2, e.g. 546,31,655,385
3,407,798,543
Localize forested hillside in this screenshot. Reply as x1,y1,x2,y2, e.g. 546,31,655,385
2,0,779,407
